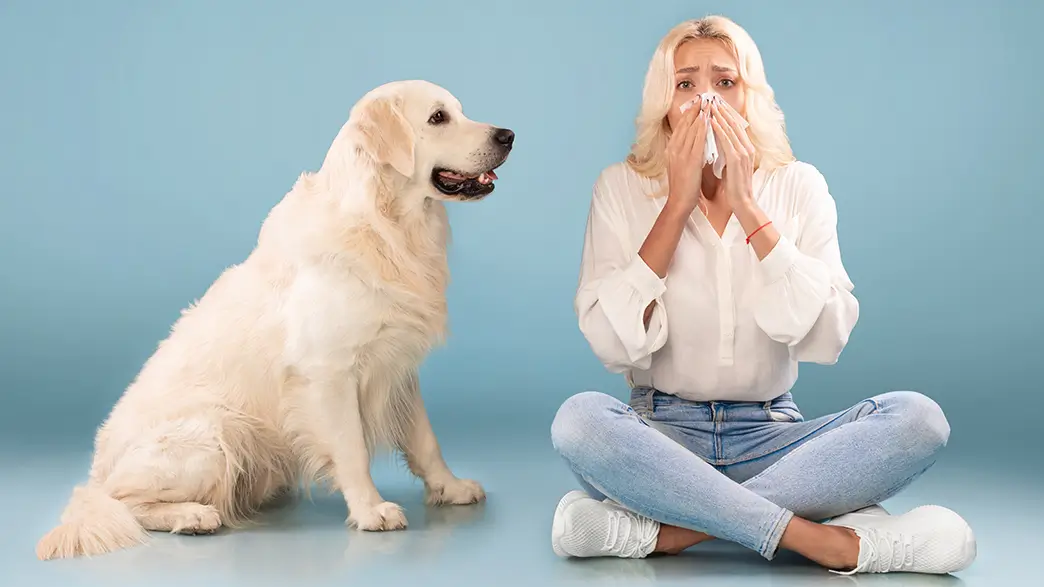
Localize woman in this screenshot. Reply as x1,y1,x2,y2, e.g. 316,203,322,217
549,16,976,576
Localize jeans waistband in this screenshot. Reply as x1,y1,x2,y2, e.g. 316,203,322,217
629,386,801,423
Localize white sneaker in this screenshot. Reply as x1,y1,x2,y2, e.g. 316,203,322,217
551,490,660,559
826,505,976,575
829,503,890,523
851,504,890,516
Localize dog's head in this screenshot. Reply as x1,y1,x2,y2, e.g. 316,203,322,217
347,80,514,202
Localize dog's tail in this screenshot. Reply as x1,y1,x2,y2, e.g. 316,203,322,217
36,484,148,560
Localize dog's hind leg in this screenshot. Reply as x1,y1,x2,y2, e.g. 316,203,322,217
131,502,222,534
102,415,240,535
398,373,485,506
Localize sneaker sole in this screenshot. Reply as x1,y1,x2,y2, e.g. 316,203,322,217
551,490,591,558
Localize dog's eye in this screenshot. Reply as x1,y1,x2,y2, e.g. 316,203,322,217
428,110,448,125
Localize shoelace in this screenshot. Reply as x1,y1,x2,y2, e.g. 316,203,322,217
864,527,915,573
602,507,648,558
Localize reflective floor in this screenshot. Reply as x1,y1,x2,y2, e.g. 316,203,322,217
4,428,1039,587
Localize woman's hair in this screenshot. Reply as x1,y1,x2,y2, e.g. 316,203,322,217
626,16,795,178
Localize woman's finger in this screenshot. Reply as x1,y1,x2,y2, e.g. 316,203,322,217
716,101,756,156
687,100,711,147
670,118,694,160
689,110,709,162
710,112,742,165
713,104,745,157
669,102,700,154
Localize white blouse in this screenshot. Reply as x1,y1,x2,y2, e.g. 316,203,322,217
574,160,859,402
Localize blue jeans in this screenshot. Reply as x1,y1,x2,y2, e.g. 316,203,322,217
549,388,950,559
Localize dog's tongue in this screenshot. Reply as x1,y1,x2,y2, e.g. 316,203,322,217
477,170,498,184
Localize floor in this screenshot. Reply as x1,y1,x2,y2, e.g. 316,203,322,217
3,426,1040,587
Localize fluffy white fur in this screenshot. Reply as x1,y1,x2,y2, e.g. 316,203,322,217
36,80,513,560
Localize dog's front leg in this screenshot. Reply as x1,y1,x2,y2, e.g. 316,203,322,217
305,374,407,531
400,375,485,506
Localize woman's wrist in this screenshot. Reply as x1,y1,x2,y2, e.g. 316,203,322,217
662,196,696,222
639,196,693,279
733,200,780,260
731,198,761,226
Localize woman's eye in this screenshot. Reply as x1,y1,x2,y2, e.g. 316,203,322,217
428,110,447,125
676,80,693,89
718,79,735,88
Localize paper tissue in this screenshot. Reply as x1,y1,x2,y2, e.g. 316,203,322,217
678,93,748,179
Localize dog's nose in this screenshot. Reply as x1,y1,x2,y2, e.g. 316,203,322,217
493,128,515,148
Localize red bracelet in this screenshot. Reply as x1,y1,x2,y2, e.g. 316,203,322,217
746,220,772,244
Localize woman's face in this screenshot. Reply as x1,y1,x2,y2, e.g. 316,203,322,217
666,39,746,132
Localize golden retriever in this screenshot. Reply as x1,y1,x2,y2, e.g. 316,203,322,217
36,79,514,560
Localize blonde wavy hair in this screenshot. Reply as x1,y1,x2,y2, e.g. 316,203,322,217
626,16,795,178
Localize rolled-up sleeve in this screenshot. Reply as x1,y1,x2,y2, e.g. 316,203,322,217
753,165,859,365
574,172,668,373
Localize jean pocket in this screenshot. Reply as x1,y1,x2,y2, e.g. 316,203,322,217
628,387,655,416
648,394,712,425
765,404,803,423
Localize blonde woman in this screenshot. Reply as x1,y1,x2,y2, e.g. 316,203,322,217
549,16,976,576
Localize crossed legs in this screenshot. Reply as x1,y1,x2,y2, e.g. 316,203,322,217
550,390,953,569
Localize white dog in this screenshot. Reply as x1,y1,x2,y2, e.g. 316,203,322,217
36,80,514,560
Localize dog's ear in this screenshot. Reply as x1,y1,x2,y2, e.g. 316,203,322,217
355,96,416,177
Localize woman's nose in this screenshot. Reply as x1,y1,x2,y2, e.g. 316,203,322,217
693,82,713,95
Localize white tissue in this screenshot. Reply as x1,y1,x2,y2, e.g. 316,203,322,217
678,92,747,179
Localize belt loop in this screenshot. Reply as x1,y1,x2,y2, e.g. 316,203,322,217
646,388,656,414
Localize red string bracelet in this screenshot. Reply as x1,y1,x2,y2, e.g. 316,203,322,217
746,220,772,244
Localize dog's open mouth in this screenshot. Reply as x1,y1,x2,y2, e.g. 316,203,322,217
431,167,500,198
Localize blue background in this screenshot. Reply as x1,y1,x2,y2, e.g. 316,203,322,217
1,1,1040,585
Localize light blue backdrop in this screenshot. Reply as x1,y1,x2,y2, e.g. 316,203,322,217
1,0,1040,459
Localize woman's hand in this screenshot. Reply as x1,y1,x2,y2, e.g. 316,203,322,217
665,100,710,215
710,100,780,259
636,100,711,282
709,100,755,211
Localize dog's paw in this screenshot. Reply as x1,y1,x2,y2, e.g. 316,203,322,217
169,504,222,535
426,477,485,506
347,501,408,532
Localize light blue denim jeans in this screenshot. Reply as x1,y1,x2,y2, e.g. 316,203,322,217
549,388,951,559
